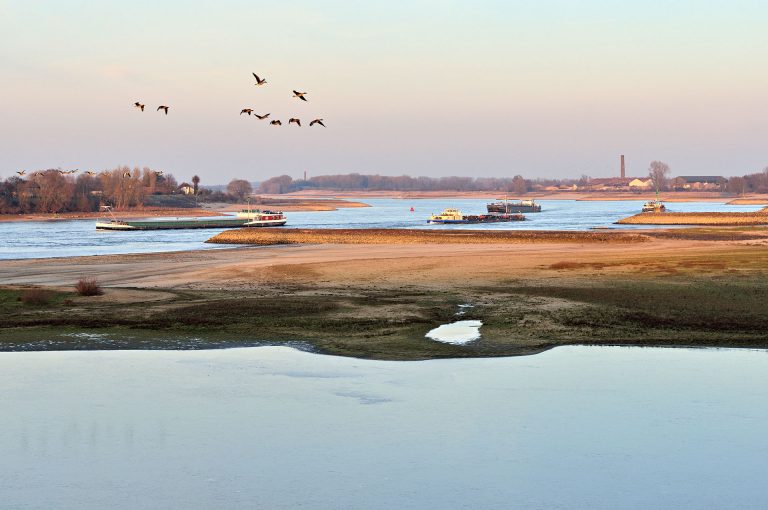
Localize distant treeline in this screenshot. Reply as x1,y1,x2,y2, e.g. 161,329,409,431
258,174,535,194
0,167,179,214
258,169,768,195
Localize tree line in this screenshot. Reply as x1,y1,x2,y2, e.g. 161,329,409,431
0,167,179,214
257,173,532,194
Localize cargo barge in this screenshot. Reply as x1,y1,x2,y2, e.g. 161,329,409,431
96,207,287,230
487,199,541,213
427,208,525,224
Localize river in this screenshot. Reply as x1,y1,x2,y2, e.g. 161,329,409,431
2,346,766,509
0,198,762,260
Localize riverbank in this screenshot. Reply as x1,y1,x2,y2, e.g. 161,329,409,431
270,189,768,203
617,211,768,226
1,232,767,359
0,198,369,223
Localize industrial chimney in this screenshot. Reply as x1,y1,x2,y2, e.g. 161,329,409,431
620,155,625,179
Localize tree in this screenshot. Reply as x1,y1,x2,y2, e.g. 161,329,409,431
258,175,293,194
728,176,747,196
227,179,253,200
192,175,200,195
511,175,528,195
648,161,670,192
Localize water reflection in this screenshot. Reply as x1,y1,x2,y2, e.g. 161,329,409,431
1,346,767,509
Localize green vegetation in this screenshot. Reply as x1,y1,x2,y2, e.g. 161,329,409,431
1,274,767,359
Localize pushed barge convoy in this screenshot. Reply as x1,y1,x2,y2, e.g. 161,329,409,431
96,207,287,230
427,208,525,224
487,199,541,213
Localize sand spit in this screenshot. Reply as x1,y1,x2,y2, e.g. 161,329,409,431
617,211,768,226
207,228,650,246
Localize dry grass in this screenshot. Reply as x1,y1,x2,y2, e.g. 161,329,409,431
75,277,103,296
19,288,53,305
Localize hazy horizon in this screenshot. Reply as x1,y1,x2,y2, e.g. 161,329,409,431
2,1,767,183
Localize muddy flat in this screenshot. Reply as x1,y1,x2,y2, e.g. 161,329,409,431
1,232,767,359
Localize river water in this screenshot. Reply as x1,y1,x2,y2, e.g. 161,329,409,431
0,198,762,259
2,346,767,510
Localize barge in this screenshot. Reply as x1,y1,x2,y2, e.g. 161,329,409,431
427,208,525,224
96,207,287,230
487,199,541,213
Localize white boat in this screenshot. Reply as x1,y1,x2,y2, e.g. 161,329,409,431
239,209,288,227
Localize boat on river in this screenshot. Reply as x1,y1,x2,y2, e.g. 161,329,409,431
487,199,541,213
641,200,666,213
95,207,287,230
427,208,525,224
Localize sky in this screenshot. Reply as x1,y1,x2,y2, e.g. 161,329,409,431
1,0,768,183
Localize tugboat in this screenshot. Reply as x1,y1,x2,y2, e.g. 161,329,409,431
427,208,525,224
487,199,541,213
641,192,666,213
641,200,666,213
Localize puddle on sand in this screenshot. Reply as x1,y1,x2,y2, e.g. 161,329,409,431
425,320,482,345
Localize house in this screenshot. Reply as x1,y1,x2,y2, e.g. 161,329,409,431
628,178,652,189
583,177,651,191
673,176,726,191
585,178,633,191
179,183,195,195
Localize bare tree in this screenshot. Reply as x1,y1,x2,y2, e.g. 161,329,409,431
728,176,747,196
227,179,253,200
511,175,528,195
648,161,670,192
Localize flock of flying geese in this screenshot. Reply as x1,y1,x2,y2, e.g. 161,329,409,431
13,72,323,179
132,72,326,128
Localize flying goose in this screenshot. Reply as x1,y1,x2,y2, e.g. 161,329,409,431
123,171,131,178
270,120,282,126
252,73,267,86
254,113,270,120
309,118,325,127
240,108,253,115
288,118,301,127
157,105,170,115
85,171,96,176
292,90,307,101
154,170,164,176
16,170,26,176
134,102,145,111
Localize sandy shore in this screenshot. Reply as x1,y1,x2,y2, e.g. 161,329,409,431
0,198,369,223
270,189,761,202
617,211,768,226
207,228,649,246
2,231,768,359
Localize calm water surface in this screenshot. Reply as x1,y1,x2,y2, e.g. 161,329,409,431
0,199,762,259
2,346,767,509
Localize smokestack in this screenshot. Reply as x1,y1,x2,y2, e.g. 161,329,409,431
304,170,307,181
620,155,625,179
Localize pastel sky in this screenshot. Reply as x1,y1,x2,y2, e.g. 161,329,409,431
2,0,767,183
